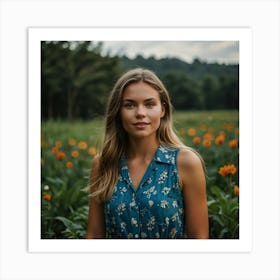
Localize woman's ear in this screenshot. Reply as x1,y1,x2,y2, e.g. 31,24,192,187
161,102,166,118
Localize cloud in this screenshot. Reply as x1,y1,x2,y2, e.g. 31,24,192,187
101,41,239,64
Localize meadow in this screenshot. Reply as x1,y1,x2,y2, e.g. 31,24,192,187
41,110,239,239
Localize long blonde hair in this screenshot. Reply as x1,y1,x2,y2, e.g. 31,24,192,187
90,68,200,202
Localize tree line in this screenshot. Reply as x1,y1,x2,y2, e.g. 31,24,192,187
41,41,239,120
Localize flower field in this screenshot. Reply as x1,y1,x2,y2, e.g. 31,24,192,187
41,110,239,239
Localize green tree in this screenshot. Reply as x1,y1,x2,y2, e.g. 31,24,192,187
41,41,121,120
162,71,202,110
202,75,218,110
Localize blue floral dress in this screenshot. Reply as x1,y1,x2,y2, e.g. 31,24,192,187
104,144,185,239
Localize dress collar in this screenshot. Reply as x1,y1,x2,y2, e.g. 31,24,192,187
154,144,177,165
120,144,176,169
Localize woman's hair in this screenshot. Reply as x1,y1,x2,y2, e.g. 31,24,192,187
90,68,201,202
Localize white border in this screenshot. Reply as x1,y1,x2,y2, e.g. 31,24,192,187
28,27,252,253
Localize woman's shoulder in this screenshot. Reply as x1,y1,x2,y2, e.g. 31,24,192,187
177,147,206,190
177,147,203,171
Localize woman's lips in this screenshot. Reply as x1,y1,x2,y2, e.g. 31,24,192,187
133,122,150,128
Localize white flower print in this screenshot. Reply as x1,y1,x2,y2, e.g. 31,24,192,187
120,222,127,231
169,227,177,238
158,170,168,184
147,178,152,185
117,202,126,215
171,212,179,222
160,200,169,208
165,217,170,225
170,155,175,165
159,145,168,154
143,186,156,199
164,154,171,161
148,200,154,207
147,216,156,231
172,200,178,208
131,217,138,227
162,187,171,195
120,186,127,195
129,200,136,209
141,232,147,238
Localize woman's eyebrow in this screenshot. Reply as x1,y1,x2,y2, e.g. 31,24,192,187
123,97,156,102
144,98,156,102
123,99,135,103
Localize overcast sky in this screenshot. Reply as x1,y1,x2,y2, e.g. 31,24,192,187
101,41,239,65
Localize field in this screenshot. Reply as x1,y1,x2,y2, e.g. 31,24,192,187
41,110,239,239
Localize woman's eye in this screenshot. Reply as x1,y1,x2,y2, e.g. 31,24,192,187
124,103,134,108
146,103,154,108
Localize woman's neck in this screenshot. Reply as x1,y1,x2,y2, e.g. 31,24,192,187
125,137,159,160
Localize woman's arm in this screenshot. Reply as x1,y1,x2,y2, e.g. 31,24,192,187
85,157,106,239
178,148,209,239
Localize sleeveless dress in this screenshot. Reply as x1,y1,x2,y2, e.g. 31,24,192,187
104,144,185,239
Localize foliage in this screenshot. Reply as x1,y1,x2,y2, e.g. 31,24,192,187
121,55,239,111
41,110,239,239
208,186,239,238
41,41,239,120
41,41,120,120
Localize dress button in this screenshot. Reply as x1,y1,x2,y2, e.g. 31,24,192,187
135,234,139,238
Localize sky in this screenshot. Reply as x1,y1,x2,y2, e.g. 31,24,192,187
100,41,239,65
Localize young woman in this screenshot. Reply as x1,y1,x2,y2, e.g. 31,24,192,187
85,68,208,239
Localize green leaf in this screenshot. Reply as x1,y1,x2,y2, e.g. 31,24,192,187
55,216,83,230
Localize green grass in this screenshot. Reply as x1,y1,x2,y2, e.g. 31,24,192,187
173,110,238,129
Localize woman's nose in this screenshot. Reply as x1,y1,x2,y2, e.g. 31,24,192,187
136,105,146,117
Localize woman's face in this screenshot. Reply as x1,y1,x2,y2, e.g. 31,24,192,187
120,81,165,140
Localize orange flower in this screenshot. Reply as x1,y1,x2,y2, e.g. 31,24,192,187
52,146,59,154
88,147,97,156
218,164,237,176
203,133,214,141
215,135,225,145
57,151,66,160
188,128,196,136
229,139,238,148
68,138,76,146
71,150,79,158
203,139,211,147
43,193,51,201
223,123,234,132
233,185,239,196
66,161,74,168
193,136,201,145
78,141,88,150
